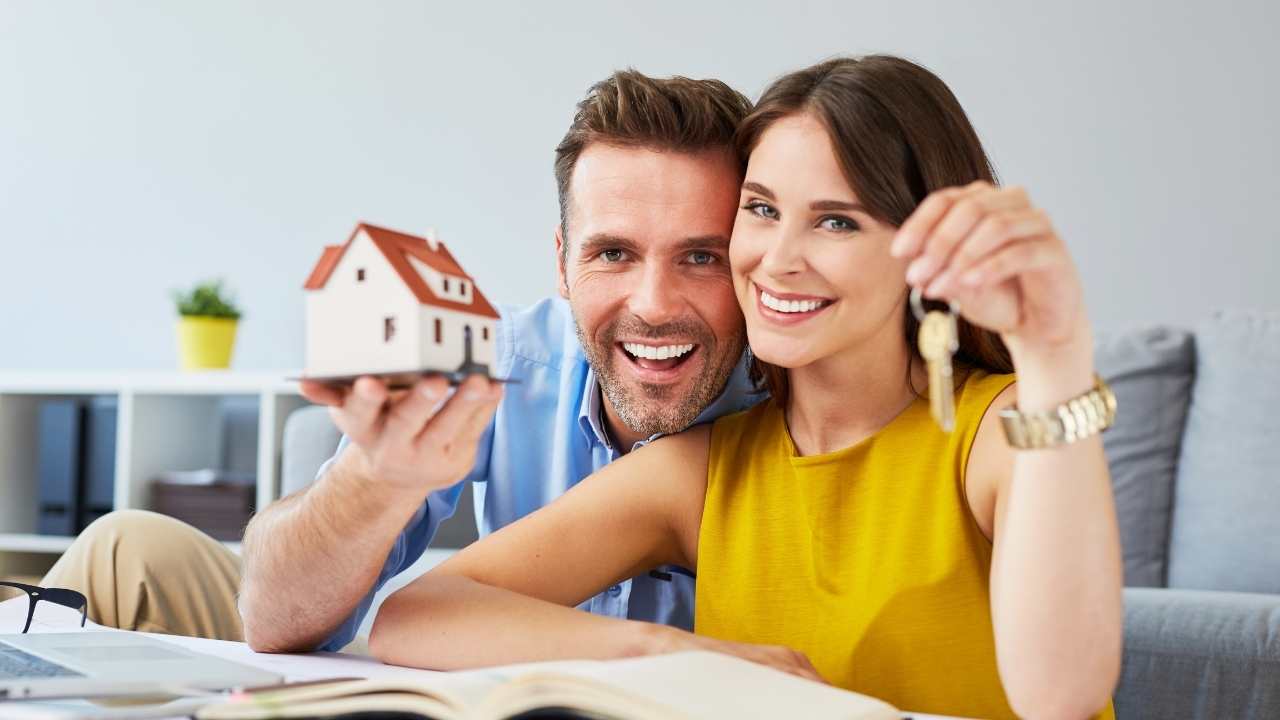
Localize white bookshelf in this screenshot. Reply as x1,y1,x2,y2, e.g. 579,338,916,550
0,371,308,557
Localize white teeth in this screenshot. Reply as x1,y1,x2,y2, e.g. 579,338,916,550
622,342,695,361
760,290,827,314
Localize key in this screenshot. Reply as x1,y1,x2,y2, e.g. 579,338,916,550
912,288,959,432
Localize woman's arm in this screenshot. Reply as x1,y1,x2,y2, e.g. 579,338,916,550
968,352,1123,720
896,180,1123,718
369,424,817,680
371,424,825,682
368,426,708,669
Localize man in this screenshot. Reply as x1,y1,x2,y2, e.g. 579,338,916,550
42,70,761,652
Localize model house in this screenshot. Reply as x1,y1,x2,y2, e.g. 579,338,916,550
303,223,500,379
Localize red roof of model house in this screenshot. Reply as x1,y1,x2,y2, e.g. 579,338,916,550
304,223,500,319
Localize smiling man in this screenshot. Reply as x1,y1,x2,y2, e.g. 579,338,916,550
43,69,764,653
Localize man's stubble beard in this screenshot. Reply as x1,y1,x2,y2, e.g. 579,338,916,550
574,312,745,439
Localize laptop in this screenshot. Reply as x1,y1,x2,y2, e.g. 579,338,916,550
0,632,282,700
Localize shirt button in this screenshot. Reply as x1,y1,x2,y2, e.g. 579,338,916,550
607,584,622,597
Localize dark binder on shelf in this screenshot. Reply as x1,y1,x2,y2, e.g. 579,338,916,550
79,396,118,530
36,400,84,536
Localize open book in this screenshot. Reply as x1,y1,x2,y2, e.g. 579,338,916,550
196,650,899,720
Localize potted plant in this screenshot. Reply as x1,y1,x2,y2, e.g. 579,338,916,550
172,279,243,370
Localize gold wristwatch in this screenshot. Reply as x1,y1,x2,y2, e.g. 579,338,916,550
999,374,1117,449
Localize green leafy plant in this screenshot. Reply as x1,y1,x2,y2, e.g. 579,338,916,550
172,279,243,319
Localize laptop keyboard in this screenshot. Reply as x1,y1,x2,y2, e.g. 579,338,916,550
0,643,83,679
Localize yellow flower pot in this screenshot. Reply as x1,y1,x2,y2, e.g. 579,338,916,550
177,316,239,370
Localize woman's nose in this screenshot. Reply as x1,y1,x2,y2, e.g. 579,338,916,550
759,227,807,277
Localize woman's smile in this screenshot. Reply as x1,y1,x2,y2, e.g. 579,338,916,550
752,281,836,326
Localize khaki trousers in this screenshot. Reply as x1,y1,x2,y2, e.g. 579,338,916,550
41,510,244,641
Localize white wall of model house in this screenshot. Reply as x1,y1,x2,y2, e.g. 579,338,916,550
304,231,497,377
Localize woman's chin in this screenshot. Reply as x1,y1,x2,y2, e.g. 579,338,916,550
748,343,815,370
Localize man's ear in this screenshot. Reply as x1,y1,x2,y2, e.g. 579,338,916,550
554,224,570,300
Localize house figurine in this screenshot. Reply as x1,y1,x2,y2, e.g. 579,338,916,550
302,222,500,385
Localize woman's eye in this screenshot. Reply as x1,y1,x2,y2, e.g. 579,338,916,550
819,215,860,233
743,201,779,220
687,252,717,266
601,249,625,263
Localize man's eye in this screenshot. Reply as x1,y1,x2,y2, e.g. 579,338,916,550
687,252,717,266
600,249,626,262
819,215,860,233
743,201,779,220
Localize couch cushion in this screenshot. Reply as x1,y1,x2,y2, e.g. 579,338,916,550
281,405,342,497
1117,587,1280,720
1168,311,1280,593
1095,327,1196,587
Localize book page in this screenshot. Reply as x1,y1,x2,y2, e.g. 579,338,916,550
482,651,900,720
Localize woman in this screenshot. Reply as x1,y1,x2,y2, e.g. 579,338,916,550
370,56,1122,719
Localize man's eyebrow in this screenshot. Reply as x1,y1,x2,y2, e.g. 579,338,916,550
741,181,775,200
578,233,639,259
811,199,868,212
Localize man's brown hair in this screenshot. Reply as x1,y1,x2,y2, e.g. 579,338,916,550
554,69,753,262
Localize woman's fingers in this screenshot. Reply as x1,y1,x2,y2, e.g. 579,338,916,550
961,236,1059,289
903,184,1031,289
923,208,1052,298
891,186,968,258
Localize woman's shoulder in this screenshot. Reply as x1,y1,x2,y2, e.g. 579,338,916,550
957,367,1017,417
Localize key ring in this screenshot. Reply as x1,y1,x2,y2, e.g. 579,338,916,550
909,286,960,323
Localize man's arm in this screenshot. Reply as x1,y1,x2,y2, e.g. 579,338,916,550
238,373,502,653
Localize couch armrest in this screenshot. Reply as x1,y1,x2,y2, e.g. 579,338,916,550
1117,587,1280,719
280,405,342,498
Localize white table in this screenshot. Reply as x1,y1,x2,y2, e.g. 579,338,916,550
1,597,963,719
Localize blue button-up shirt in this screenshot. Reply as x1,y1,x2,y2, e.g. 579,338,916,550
316,296,763,651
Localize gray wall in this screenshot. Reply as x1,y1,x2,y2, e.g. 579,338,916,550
3,0,1276,371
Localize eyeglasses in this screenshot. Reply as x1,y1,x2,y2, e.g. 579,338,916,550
0,582,87,634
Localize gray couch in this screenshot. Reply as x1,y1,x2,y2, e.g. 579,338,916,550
279,310,1280,718
1097,311,1280,718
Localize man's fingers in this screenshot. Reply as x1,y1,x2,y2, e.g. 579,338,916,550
458,379,503,440
413,375,503,453
330,376,389,446
382,376,451,447
299,380,345,407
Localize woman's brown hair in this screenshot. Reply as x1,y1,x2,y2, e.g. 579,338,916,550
737,55,1013,406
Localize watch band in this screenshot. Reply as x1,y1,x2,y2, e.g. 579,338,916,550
999,374,1117,449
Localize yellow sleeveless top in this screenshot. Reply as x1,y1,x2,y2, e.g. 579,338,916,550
696,370,1114,719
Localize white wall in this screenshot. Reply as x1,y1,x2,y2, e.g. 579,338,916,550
2,0,1276,371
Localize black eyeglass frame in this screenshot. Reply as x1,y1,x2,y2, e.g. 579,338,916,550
0,582,88,634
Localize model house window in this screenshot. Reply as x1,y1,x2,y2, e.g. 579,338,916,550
357,268,366,282
482,326,489,341
461,281,469,295
443,278,450,292
384,316,395,342
434,318,442,344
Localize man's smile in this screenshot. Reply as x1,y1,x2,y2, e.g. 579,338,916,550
616,340,701,382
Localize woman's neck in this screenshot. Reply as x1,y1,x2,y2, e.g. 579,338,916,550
784,320,925,457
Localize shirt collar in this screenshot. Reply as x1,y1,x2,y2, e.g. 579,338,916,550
578,366,616,452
